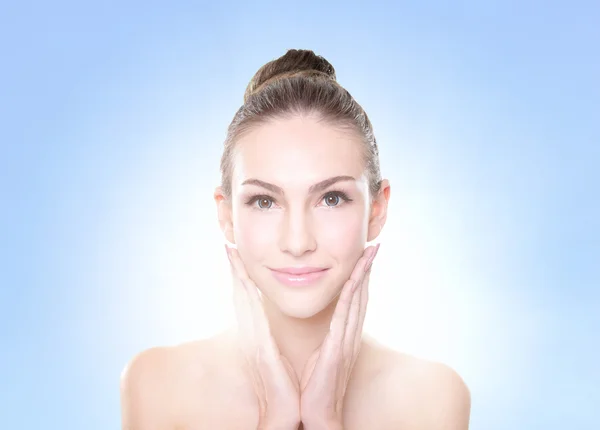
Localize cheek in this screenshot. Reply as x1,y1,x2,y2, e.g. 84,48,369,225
234,211,278,251
315,209,366,261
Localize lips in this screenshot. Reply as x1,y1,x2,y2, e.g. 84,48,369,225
271,267,327,275
269,268,329,287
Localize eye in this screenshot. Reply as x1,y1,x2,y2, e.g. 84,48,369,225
255,196,273,209
244,194,278,210
245,190,352,211
321,191,352,208
324,193,340,207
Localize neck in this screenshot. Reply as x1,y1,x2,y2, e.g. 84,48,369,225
261,293,339,378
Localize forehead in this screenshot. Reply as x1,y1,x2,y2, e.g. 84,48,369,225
232,116,366,188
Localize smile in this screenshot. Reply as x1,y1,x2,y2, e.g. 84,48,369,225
269,268,330,287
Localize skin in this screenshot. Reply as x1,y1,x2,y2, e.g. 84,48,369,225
227,241,379,429
120,114,471,429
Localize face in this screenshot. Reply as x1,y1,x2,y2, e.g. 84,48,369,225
216,115,388,319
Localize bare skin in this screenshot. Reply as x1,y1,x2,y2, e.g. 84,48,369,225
121,245,470,429
120,115,471,428
121,329,470,429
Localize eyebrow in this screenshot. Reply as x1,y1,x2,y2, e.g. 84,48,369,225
241,175,356,196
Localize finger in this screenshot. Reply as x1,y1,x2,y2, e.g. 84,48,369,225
343,274,363,359
351,269,370,363
301,277,357,391
228,248,266,330
345,245,379,362
315,277,355,373
343,254,375,363
227,246,256,353
227,247,252,304
233,296,254,357
229,248,281,362
350,245,376,291
331,278,355,333
353,248,377,358
364,243,380,273
227,245,250,282
227,245,248,311
322,246,374,357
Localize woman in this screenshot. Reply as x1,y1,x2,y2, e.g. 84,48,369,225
120,49,471,429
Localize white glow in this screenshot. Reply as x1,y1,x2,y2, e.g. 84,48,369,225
98,119,539,398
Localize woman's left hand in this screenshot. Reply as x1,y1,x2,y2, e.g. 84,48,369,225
299,243,380,429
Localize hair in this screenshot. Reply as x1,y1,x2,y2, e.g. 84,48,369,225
219,49,382,203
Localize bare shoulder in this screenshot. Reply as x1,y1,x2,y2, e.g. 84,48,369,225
119,339,213,429
377,347,471,429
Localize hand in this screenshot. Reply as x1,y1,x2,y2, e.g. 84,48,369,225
299,244,380,429
226,245,301,430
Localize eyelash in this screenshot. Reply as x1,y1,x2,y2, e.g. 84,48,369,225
244,190,353,211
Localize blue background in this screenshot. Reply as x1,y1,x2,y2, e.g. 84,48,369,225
1,1,598,428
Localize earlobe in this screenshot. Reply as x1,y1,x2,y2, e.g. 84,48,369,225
366,180,391,242
366,222,383,242
366,207,385,242
214,186,236,244
223,224,235,244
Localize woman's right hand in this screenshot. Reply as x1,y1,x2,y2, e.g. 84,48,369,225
226,245,301,430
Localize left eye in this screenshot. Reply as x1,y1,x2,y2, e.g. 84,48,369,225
323,193,341,207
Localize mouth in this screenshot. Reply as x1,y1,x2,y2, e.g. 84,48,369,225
269,268,330,287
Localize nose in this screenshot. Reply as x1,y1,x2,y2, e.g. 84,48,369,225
278,206,317,257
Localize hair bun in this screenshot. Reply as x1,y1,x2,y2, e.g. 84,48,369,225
244,49,337,102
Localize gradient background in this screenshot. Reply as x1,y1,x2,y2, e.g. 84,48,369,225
1,1,598,428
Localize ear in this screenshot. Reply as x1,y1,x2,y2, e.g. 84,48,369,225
214,186,235,244
366,179,391,242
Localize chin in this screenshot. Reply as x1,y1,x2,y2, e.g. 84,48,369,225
280,306,320,319
277,302,328,319
268,283,342,319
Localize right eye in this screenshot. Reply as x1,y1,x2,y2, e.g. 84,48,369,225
256,197,273,209
245,195,275,210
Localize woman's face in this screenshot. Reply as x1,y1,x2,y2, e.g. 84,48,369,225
225,115,377,318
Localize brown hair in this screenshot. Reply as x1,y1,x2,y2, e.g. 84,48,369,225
220,49,382,202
